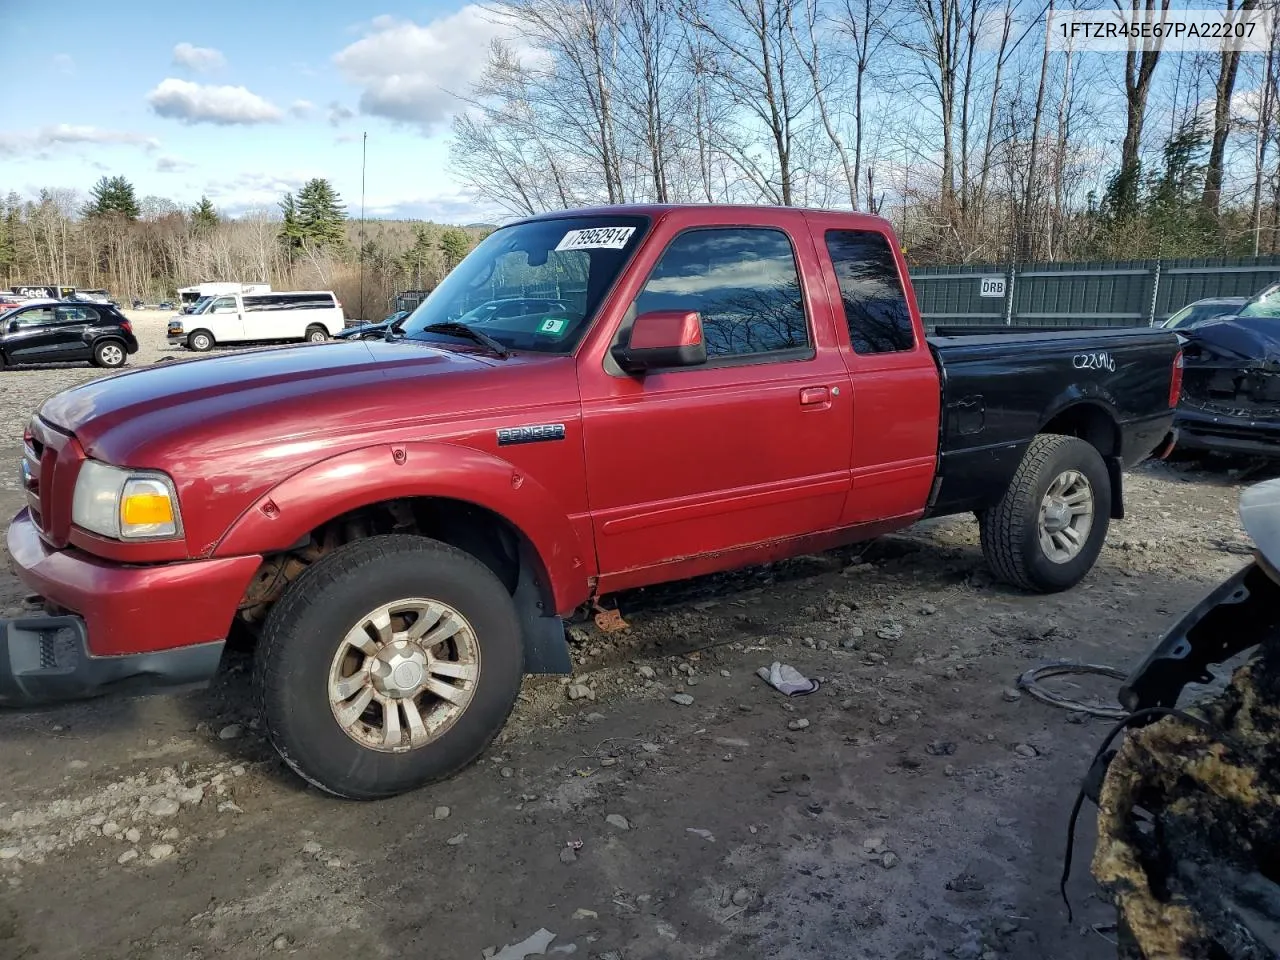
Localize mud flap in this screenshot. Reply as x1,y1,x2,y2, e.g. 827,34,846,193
1106,455,1125,519
512,543,572,675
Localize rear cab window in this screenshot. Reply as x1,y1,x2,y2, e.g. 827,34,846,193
824,229,916,355
631,227,811,363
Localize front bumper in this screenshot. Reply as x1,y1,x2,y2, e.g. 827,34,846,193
1119,560,1280,712
4,509,261,703
1174,405,1280,458
0,615,223,706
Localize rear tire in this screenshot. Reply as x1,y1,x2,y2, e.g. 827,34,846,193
254,535,525,800
187,330,214,352
979,434,1111,593
305,325,328,343
92,340,127,368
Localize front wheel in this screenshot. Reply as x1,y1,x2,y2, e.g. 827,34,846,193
254,535,525,799
305,325,328,343
979,433,1111,593
92,340,127,368
187,330,215,352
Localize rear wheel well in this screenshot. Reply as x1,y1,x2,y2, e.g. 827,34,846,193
1039,403,1124,519
1041,404,1119,459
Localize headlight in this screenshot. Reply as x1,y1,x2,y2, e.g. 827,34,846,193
71,460,182,540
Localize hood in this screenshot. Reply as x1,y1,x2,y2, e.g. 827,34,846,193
1182,316,1280,366
39,339,574,468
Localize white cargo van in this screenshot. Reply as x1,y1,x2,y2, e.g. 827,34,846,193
167,291,345,351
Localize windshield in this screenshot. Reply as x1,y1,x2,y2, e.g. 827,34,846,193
187,296,214,315
1239,283,1280,319
398,216,649,353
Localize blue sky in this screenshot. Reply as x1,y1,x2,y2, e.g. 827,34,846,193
1,0,512,222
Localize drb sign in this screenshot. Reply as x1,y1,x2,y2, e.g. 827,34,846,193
979,276,1006,298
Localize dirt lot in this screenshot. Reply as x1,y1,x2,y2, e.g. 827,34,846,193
0,312,1262,960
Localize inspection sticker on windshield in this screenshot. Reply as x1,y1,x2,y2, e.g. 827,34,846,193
555,226,636,251
539,317,569,336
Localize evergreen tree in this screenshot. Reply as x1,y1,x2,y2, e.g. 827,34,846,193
401,224,436,285
1143,121,1218,256
84,175,140,220
191,195,219,232
295,178,347,250
278,192,304,252
0,195,17,279
439,227,471,271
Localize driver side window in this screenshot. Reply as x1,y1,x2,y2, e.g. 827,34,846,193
212,297,237,314
12,307,57,327
632,227,810,360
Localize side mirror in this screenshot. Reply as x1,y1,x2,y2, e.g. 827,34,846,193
611,310,707,374
7,320,18,333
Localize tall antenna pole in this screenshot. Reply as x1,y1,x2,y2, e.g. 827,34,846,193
358,130,367,320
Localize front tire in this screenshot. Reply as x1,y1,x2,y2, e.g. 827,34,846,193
187,330,215,352
92,340,127,368
305,325,328,343
254,535,525,800
979,434,1111,593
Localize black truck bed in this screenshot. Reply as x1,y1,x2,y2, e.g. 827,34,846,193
925,327,1180,518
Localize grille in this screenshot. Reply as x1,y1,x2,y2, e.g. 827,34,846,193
39,628,80,671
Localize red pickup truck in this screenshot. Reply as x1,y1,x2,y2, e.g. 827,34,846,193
4,205,1180,798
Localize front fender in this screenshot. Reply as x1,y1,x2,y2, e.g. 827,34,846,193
214,441,592,614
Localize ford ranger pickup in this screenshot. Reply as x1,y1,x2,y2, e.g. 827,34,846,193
3,205,1181,798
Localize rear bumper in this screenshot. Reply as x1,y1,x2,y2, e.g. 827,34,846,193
1174,406,1280,457
7,509,261,658
0,615,224,706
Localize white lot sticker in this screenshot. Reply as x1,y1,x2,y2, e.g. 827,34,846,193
555,226,636,251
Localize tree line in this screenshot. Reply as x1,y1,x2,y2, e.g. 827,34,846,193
452,0,1280,263
0,175,484,318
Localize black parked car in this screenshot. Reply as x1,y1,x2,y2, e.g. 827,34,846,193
1158,296,1248,329
335,310,411,340
0,300,139,368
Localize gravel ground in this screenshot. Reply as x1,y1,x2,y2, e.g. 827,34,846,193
0,313,1268,959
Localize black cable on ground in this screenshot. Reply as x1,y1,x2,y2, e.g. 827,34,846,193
1018,661,1130,720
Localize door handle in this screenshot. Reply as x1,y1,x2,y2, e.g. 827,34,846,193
799,386,830,406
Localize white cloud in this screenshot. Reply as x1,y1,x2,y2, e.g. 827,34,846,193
0,125,159,156
156,154,195,173
173,42,226,73
332,6,507,132
328,101,355,127
51,53,74,75
290,99,316,118
203,171,314,214
147,78,283,125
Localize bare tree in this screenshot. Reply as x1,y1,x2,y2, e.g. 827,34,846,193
1203,0,1260,216
1250,4,1279,253
683,0,817,205
1019,0,1054,260
1112,0,1172,217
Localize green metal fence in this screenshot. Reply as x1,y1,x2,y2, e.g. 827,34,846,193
909,255,1280,330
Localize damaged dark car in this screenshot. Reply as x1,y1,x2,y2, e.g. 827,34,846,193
1174,281,1280,458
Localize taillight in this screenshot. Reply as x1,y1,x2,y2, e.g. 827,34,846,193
1169,350,1184,408
120,319,133,334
